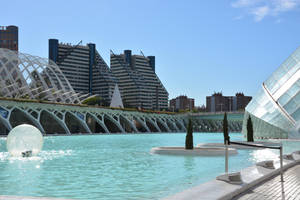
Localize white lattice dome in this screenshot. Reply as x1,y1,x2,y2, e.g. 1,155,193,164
0,48,80,104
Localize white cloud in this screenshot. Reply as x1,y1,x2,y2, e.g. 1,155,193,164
273,0,298,13
232,0,262,8
252,6,270,21
232,0,254,8
231,0,300,21
233,15,244,20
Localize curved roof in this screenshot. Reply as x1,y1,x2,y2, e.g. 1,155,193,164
0,48,80,104
246,46,300,135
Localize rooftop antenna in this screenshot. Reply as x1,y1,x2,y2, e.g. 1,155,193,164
140,50,146,58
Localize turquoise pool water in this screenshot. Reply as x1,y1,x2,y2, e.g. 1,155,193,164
0,133,299,200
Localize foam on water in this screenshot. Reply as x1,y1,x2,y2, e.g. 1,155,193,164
0,150,73,162
39,150,73,160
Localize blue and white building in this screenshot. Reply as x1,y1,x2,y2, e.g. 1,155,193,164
242,47,300,139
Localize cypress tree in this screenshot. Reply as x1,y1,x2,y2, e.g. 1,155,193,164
247,116,254,142
223,112,230,145
185,119,193,149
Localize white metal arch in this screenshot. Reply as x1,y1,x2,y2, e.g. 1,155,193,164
0,48,80,103
119,114,138,133
0,98,191,134
9,107,45,133
65,111,91,134
103,114,125,133
133,116,150,132
156,118,170,132
166,119,179,132
0,114,12,131
145,117,161,132
40,110,70,134
87,112,110,133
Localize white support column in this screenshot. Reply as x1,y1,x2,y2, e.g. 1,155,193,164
120,114,138,133
42,110,71,134
146,117,161,132
89,113,110,133
138,117,151,133
104,114,125,133
157,118,170,132
67,111,92,134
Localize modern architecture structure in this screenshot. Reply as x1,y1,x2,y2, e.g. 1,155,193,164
0,48,80,103
49,39,117,105
242,46,300,139
169,95,195,111
206,92,252,112
110,50,168,110
0,97,242,135
110,84,124,108
191,112,243,132
0,98,186,135
0,26,18,51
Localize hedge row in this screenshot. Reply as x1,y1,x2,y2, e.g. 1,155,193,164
0,97,176,115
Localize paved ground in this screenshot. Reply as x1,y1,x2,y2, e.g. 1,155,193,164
234,164,300,200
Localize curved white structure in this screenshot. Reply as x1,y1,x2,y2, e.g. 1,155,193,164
0,99,187,134
0,48,80,104
150,147,238,156
242,47,300,138
197,141,281,149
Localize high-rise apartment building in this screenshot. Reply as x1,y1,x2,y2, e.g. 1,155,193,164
0,26,18,51
49,39,117,104
110,50,168,110
206,92,252,112
169,95,195,111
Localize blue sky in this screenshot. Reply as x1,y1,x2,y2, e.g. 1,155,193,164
1,0,300,106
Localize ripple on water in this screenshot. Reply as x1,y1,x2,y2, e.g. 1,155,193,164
0,150,73,163
0,133,298,200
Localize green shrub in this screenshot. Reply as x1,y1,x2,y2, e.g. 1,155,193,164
82,96,108,106
223,112,230,145
185,119,193,149
247,115,254,142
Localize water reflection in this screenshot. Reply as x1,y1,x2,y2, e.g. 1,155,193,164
183,156,196,171
0,156,43,195
250,149,279,163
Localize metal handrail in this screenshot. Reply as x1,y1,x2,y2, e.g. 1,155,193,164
230,141,281,150
225,140,284,182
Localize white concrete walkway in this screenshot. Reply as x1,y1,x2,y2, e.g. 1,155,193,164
163,153,300,200
234,164,300,200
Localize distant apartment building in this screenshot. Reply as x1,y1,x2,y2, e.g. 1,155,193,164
169,95,195,111
110,50,168,110
48,39,117,104
0,26,18,51
206,92,252,112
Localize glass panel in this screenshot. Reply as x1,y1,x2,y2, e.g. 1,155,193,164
291,108,300,121
283,99,298,114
